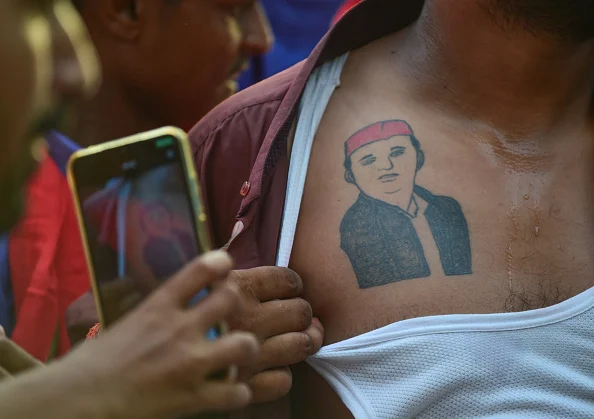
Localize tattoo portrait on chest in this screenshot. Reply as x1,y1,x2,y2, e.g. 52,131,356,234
340,120,472,289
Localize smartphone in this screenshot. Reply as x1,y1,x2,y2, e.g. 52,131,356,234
68,127,223,340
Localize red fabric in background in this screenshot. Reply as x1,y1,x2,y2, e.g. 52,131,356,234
9,156,89,360
333,0,362,23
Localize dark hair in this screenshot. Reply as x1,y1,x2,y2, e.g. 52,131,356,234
344,134,425,173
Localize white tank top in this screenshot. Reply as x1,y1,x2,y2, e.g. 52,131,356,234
277,53,594,418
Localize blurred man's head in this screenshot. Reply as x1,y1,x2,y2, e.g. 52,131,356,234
0,0,99,232
479,0,594,42
74,0,273,131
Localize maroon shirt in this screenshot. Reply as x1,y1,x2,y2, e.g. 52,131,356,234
189,3,427,411
190,0,425,270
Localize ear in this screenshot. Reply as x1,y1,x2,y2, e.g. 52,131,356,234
95,0,145,40
344,170,356,185
416,149,425,171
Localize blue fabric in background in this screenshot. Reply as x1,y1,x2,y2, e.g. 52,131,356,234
46,130,82,176
0,233,15,336
239,0,343,89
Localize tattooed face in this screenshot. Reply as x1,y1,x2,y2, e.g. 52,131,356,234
348,135,418,207
340,120,472,289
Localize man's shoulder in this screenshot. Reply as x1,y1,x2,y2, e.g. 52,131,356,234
188,62,305,248
189,62,303,154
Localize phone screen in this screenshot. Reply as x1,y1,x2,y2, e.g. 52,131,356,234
71,134,219,338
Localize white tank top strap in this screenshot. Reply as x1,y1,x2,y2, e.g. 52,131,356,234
276,52,349,267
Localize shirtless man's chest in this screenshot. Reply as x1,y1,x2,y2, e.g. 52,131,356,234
288,43,594,418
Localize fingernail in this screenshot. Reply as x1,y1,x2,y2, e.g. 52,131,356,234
239,384,253,404
201,251,233,270
312,317,322,328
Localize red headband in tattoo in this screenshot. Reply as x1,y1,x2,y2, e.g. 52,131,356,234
345,120,413,157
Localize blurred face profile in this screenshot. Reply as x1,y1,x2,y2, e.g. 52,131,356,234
81,0,274,130
161,0,273,125
0,0,100,232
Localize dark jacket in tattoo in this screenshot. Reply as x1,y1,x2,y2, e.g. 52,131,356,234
340,186,471,288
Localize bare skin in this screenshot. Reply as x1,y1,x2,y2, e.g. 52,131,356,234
289,1,594,417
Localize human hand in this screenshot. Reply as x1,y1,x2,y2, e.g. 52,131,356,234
226,267,324,403
63,251,260,418
0,327,43,381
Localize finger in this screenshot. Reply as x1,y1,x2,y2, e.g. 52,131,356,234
230,267,303,302
188,283,243,333
305,317,324,356
199,332,260,375
160,251,233,307
0,365,12,382
0,338,43,375
253,332,313,372
193,382,252,412
250,298,312,339
253,317,324,372
248,368,293,404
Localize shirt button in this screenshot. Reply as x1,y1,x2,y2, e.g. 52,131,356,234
240,181,251,197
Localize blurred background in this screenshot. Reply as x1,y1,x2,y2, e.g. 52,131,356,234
238,0,351,90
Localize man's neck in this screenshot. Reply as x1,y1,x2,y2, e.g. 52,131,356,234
67,82,164,147
394,0,594,138
367,188,415,213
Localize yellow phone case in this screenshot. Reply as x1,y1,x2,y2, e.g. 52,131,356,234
67,127,222,331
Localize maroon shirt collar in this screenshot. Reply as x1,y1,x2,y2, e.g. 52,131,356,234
238,0,426,216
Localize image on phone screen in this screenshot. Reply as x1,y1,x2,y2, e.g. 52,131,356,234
72,135,219,339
